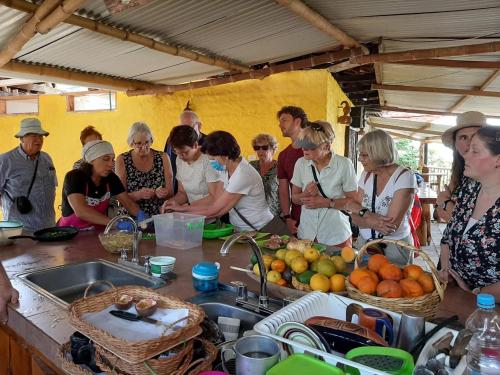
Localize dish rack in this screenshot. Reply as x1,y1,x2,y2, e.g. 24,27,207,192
254,292,461,375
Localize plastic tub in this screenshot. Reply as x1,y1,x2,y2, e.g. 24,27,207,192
203,223,234,239
192,262,219,292
153,213,206,249
0,221,23,246
150,256,176,277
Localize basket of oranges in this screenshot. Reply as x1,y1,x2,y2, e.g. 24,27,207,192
345,239,445,320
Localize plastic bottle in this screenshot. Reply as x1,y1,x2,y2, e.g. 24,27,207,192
464,294,500,375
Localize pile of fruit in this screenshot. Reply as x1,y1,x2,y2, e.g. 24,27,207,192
348,254,435,298
250,244,358,293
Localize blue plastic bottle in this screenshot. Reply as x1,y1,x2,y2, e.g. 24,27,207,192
464,294,500,375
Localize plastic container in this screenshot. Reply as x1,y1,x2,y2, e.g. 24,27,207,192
267,353,344,375
203,223,234,239
149,256,176,277
0,220,23,246
192,262,219,292
153,213,205,249
464,294,500,375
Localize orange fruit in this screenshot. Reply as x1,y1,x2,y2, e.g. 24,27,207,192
349,268,371,288
366,269,380,284
368,254,389,273
418,272,435,294
271,259,286,273
341,246,356,263
310,273,330,292
276,278,287,287
376,280,403,298
400,278,424,297
330,274,346,292
379,264,403,281
403,265,424,281
357,276,378,295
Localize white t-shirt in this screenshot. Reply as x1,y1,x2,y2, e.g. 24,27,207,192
176,154,222,203
291,154,358,245
224,158,273,231
358,166,417,240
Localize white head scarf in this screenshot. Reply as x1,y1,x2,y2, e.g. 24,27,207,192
82,140,114,163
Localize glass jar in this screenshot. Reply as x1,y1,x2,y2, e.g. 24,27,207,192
192,262,220,292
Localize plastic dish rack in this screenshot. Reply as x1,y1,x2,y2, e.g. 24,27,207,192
254,292,463,375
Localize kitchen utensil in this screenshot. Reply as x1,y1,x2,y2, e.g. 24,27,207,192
346,303,394,345
9,226,79,242
396,310,425,353
203,223,234,239
345,346,415,375
230,266,254,274
192,262,220,292
0,220,23,246
110,310,163,325
218,316,241,341
138,217,154,229
431,331,454,355
267,353,345,375
276,321,329,356
221,335,279,375
449,328,473,369
304,316,387,354
409,315,459,361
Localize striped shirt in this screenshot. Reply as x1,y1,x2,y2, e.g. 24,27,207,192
0,146,57,232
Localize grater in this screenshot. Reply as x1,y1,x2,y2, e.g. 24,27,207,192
345,346,414,375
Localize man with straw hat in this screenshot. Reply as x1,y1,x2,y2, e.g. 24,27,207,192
0,118,57,231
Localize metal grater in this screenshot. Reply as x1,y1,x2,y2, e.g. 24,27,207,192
354,354,405,372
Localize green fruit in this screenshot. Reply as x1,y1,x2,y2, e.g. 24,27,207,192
250,253,258,265
310,260,320,273
330,255,347,273
275,249,287,260
297,270,316,284
317,259,336,277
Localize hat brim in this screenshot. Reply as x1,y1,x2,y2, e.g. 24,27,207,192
293,138,320,150
15,130,49,138
441,125,481,149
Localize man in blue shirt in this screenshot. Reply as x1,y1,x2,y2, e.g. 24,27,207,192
0,118,57,232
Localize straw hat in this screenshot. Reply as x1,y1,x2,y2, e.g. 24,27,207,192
441,111,487,148
15,118,49,138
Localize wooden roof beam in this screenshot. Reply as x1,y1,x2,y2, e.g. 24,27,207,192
385,130,424,142
448,70,500,112
395,59,500,70
351,41,500,65
0,0,249,73
372,84,500,98
379,105,500,120
367,119,443,136
275,0,361,49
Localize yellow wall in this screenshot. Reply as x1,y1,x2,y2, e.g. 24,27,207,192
0,70,350,217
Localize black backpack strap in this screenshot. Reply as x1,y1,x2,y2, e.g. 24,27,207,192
310,165,328,199
26,157,39,197
371,174,378,240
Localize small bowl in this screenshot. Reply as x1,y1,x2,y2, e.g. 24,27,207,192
150,256,176,277
203,223,234,239
0,221,23,246
115,294,133,310
98,231,135,254
135,298,157,317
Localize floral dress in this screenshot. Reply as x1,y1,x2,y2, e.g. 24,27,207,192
441,179,500,289
123,150,166,216
250,160,280,216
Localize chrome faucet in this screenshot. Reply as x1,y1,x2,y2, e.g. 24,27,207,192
104,215,140,264
221,232,269,309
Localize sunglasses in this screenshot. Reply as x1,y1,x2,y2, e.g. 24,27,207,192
253,145,270,151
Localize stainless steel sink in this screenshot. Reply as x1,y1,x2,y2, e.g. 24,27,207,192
18,259,165,307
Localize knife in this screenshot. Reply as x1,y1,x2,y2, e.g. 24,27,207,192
110,310,162,325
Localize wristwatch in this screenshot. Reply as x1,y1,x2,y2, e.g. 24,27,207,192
358,208,369,217
441,199,452,211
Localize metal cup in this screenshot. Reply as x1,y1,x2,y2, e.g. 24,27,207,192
396,310,425,352
221,335,280,375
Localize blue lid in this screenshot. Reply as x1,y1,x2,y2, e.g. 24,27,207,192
477,293,495,309
192,262,219,277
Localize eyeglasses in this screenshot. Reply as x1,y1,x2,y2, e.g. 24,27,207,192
253,145,270,151
306,122,325,132
132,140,151,148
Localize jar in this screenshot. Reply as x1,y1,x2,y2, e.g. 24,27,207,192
192,262,219,292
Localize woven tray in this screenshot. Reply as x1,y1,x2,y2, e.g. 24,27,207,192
346,239,445,319
58,342,95,375
68,283,205,364
176,338,218,375
96,339,194,375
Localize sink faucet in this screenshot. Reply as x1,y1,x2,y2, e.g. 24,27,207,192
105,215,140,264
221,232,269,309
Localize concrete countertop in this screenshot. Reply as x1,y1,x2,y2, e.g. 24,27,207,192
0,231,474,370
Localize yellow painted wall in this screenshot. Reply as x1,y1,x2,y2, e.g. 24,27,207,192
0,70,350,217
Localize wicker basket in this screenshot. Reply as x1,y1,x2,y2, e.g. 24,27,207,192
345,239,445,320
68,283,205,364
95,339,194,375
58,342,95,375
174,338,218,375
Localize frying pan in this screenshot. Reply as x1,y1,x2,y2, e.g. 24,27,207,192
9,226,79,242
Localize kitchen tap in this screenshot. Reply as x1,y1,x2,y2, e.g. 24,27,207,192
104,215,140,264
221,232,269,309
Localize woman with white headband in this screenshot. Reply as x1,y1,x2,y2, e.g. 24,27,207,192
58,140,146,229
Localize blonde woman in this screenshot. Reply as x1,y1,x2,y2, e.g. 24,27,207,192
250,134,280,216
291,121,358,247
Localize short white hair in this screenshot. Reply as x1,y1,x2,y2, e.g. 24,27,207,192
357,129,398,167
180,110,200,125
127,122,153,147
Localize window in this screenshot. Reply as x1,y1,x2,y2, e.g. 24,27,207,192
0,97,39,115
66,92,116,112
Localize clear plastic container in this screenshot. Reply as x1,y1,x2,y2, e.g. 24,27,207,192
153,212,205,249
192,262,219,292
465,294,500,375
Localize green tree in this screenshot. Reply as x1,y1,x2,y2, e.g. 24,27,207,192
395,139,419,170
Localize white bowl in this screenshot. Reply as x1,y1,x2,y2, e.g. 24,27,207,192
150,256,176,277
0,221,23,246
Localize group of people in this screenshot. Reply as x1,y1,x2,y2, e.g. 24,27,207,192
0,107,498,323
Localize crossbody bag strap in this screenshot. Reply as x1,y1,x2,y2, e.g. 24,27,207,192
311,165,328,198
371,174,377,240
26,157,39,198
233,206,259,231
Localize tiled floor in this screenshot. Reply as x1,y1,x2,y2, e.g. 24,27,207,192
416,222,446,268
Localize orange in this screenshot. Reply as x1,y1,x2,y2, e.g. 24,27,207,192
341,246,356,263
310,273,330,292
271,259,286,273
357,276,378,295
403,265,424,281
400,278,424,297
349,268,371,288
379,263,403,281
330,274,346,292
418,272,435,294
376,280,403,298
276,278,287,287
368,254,389,273
366,269,380,284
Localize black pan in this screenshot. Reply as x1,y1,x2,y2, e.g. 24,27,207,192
9,226,79,242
